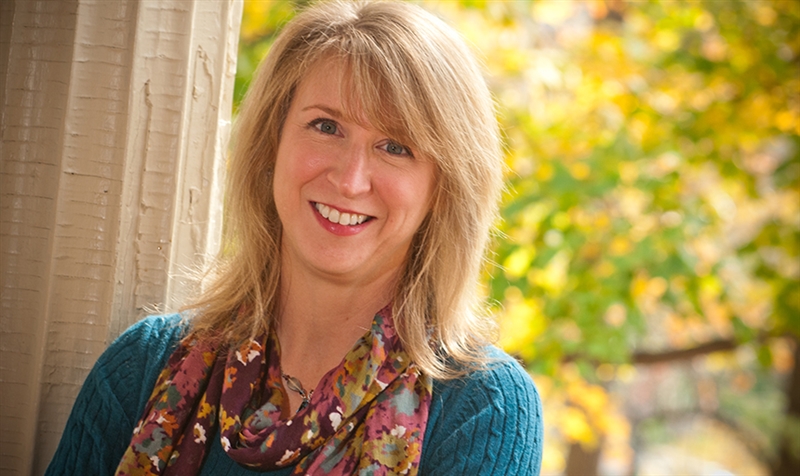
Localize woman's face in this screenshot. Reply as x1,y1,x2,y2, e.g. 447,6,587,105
273,60,436,288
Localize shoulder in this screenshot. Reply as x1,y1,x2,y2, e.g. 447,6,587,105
107,313,186,358
87,313,188,418
421,346,543,475
104,314,187,406
45,314,188,475
439,346,539,400
100,314,187,378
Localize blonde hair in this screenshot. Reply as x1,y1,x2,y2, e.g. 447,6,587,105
187,0,504,379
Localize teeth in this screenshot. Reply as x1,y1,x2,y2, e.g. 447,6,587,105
314,203,368,226
319,204,330,219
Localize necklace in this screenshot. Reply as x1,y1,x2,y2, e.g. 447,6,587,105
282,372,313,413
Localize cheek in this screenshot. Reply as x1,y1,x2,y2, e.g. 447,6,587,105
272,151,301,218
274,145,327,200
288,143,330,182
387,173,436,222
409,166,437,216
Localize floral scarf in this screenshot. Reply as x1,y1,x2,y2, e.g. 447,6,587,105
116,308,432,475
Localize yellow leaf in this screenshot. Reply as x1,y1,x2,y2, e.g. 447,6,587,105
654,30,680,52
499,298,545,359
535,162,554,181
530,250,570,295
775,110,796,132
569,162,591,180
503,247,534,279
609,236,632,256
631,272,649,299
561,406,596,446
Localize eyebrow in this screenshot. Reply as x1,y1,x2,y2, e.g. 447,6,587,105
301,104,344,119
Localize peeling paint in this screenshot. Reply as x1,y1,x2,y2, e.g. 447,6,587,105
0,1,241,474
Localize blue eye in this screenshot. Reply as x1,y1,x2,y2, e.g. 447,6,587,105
311,119,338,135
383,141,413,157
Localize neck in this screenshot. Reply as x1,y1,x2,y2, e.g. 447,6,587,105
274,255,399,396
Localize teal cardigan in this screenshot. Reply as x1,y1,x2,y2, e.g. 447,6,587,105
45,314,543,475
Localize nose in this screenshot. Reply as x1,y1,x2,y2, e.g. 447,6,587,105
328,145,372,198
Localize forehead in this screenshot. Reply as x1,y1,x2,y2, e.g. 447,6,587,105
292,60,361,121
292,57,412,145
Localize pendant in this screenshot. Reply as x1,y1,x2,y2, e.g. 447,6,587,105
282,373,313,414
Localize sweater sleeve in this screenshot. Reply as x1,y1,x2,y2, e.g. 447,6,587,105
420,348,544,476
44,314,186,476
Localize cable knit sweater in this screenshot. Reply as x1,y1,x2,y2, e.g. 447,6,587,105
45,314,543,475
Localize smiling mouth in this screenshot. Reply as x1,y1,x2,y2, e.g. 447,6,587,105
313,202,372,226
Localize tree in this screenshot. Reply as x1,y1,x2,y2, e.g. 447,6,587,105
467,0,798,473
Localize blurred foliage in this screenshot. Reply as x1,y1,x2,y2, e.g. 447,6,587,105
475,0,799,373
237,0,799,473
235,0,301,111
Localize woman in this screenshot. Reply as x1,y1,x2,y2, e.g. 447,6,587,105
46,1,542,474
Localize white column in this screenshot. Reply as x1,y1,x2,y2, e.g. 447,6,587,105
0,0,242,474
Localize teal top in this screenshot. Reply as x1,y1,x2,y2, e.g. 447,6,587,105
45,314,543,475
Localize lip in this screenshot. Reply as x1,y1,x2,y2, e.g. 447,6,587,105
310,202,373,236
